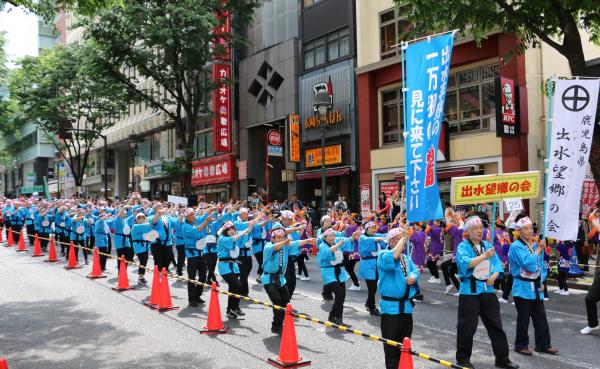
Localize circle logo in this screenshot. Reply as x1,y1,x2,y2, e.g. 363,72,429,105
268,130,281,146
562,85,590,112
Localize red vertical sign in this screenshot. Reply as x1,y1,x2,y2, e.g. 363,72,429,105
213,3,231,62
213,63,232,152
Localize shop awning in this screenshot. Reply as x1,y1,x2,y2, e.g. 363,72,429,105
296,166,351,181
394,165,477,182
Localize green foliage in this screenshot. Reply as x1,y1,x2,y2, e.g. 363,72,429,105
79,0,259,191
8,42,136,185
2,0,123,21
0,31,7,83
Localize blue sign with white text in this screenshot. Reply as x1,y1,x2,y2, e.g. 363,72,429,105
404,33,454,222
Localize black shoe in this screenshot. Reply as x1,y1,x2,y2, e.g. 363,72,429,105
232,307,245,316
195,297,205,304
322,292,334,301
495,360,519,369
456,361,475,369
271,326,283,335
226,310,238,319
189,300,199,307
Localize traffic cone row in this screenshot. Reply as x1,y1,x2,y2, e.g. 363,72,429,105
31,234,43,257
6,228,14,247
399,337,413,369
112,256,135,291
267,303,311,369
44,238,59,262
16,230,27,252
157,268,178,311
200,282,228,334
143,266,161,309
87,247,106,279
64,242,81,269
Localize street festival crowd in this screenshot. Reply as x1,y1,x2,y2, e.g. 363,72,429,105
2,192,600,369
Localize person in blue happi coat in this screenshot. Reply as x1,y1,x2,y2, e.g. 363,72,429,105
54,206,69,256
204,206,225,285
151,204,176,272
171,209,186,276
251,210,273,284
280,210,306,297
262,223,315,334
377,226,418,369
70,208,88,264
24,201,36,245
183,208,214,306
94,209,111,271
509,214,558,356
111,206,134,272
233,207,255,297
358,220,387,316
12,202,25,244
455,216,518,369
317,226,360,326
38,206,54,251
217,215,261,319
131,212,153,284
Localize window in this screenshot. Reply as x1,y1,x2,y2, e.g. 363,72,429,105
194,131,215,159
379,64,498,145
381,88,404,145
303,28,350,70
444,64,498,134
379,7,415,59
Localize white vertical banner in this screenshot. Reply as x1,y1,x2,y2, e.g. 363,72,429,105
545,79,600,240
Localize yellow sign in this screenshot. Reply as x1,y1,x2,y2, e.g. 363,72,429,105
450,171,540,205
289,114,300,162
303,109,343,129
305,144,342,168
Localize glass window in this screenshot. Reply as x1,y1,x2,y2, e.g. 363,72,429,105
304,50,314,69
459,86,480,120
379,7,417,59
328,37,339,61
381,88,404,145
314,38,325,66
303,28,350,70
194,131,215,159
380,23,396,57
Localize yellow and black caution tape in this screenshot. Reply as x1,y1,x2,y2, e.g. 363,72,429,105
5,229,472,369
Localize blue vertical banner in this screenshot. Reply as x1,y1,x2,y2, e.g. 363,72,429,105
404,33,454,222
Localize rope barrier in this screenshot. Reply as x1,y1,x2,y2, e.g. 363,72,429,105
0,228,472,369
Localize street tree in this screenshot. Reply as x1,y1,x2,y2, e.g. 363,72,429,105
8,43,136,187
79,0,258,196
399,0,600,182
1,0,121,20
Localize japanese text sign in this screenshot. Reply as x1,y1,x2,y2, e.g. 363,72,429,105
360,184,371,218
404,33,454,222
305,144,342,168
212,63,232,152
289,114,300,162
545,79,600,240
213,1,231,61
495,76,519,137
191,154,235,187
450,171,540,206
581,165,599,217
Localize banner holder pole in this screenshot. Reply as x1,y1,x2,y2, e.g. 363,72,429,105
541,76,556,237
400,40,411,261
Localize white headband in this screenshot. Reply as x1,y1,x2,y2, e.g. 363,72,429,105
464,216,482,231
386,227,402,241
515,217,532,230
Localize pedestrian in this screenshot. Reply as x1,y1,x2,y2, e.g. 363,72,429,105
555,240,571,295
442,208,463,294
217,216,261,319
581,209,600,335
317,227,360,325
377,192,391,219
151,205,175,272
131,212,153,284
233,207,255,297
280,210,306,297
111,206,135,272
358,220,387,316
183,208,213,307
251,210,273,284
455,216,518,369
425,220,444,284
172,209,187,276
70,209,88,264
378,226,418,369
508,214,558,356
262,223,315,334
345,213,361,291
94,209,111,271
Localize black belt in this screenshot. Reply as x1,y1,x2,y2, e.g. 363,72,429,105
381,294,414,314
460,276,488,294
219,257,239,274
362,255,377,260
206,243,217,252
515,276,542,300
323,263,344,282
264,272,283,288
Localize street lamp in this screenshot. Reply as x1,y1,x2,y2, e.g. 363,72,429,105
12,159,18,196
313,88,333,217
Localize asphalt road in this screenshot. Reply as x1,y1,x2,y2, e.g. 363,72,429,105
1,244,599,369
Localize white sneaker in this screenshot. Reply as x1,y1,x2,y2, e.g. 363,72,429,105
580,326,600,335
452,292,460,296
511,302,515,305
433,278,441,284
560,290,570,296
544,297,549,301
300,276,310,281
348,284,361,291
553,289,563,294
498,297,508,304
445,285,455,295
296,274,302,279
427,276,436,283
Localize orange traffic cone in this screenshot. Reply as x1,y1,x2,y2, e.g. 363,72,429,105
31,234,43,257
6,228,14,247
16,230,27,252
87,247,106,279
112,256,135,291
398,337,413,369
267,303,311,368
44,238,59,262
200,282,229,334
64,242,81,269
143,266,161,309
0,357,8,369
156,268,178,311
0,227,4,243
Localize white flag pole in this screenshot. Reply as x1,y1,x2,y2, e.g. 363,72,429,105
541,77,555,238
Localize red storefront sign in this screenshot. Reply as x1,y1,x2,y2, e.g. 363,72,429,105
495,76,519,137
581,165,599,216
191,154,235,187
379,182,399,197
213,63,232,152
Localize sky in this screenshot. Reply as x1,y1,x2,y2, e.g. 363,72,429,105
0,4,38,68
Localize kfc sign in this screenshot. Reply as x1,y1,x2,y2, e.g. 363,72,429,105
213,63,232,152
495,76,519,137
191,154,235,186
